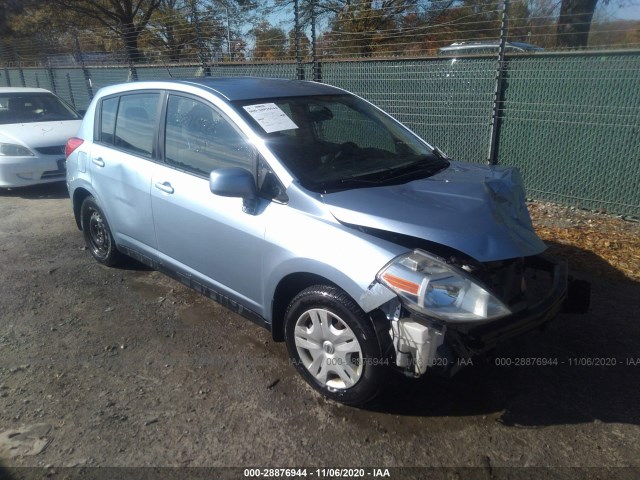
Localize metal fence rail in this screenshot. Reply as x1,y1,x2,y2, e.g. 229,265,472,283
0,52,638,217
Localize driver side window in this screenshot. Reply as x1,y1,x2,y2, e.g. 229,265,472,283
165,95,255,177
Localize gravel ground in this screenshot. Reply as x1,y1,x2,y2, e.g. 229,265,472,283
0,183,639,476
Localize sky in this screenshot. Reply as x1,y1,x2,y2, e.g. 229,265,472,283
611,3,640,20
265,1,640,34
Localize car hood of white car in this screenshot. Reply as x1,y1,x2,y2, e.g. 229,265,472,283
0,120,82,149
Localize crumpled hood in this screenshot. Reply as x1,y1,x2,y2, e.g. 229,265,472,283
322,161,546,262
0,121,81,149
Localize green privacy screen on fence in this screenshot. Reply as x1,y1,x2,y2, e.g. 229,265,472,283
497,53,640,215
319,57,497,166
1,52,638,216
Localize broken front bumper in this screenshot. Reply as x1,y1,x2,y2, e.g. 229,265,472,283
390,255,590,376
446,256,569,357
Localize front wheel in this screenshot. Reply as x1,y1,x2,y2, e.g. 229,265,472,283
284,285,386,405
80,196,124,267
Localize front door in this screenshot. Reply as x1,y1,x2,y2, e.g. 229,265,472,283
150,94,266,312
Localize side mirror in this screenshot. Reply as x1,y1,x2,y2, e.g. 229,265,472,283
209,167,258,214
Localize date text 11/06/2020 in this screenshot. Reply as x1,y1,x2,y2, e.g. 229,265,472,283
493,357,640,367
244,468,391,477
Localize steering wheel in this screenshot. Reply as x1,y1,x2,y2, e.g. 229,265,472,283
324,141,359,165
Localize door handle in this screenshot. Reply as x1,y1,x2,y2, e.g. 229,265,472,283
92,157,105,167
154,181,174,194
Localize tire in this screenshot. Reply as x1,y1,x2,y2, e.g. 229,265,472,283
284,285,386,405
80,196,124,267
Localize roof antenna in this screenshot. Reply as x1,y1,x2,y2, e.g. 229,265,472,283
166,66,173,78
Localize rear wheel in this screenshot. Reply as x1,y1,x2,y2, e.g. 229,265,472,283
284,285,385,405
80,196,124,267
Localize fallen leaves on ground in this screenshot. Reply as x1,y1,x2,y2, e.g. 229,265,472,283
528,202,640,282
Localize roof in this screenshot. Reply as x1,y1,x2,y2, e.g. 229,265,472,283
173,77,345,101
0,87,54,94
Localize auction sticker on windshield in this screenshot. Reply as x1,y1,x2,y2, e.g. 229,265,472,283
243,103,298,133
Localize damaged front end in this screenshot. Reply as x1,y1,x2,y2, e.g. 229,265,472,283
326,162,591,378
373,250,590,377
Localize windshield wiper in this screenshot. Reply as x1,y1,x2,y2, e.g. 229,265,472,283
432,146,449,160
315,154,449,193
371,154,449,184
315,176,382,192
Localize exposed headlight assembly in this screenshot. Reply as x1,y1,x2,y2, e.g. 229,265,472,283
0,143,34,156
377,249,510,322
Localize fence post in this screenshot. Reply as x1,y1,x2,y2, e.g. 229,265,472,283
127,54,139,82
122,27,139,81
67,73,76,108
294,0,304,80
487,0,510,165
311,0,322,82
18,62,26,87
47,62,58,94
0,41,10,87
74,31,94,100
191,0,211,76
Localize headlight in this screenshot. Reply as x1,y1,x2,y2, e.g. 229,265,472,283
377,249,510,322
0,143,34,156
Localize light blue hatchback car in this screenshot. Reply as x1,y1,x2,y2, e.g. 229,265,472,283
66,77,587,405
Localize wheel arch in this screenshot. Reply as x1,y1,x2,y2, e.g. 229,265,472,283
72,187,93,230
269,267,396,342
270,272,339,342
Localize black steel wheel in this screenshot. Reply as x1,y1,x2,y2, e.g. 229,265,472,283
80,196,123,266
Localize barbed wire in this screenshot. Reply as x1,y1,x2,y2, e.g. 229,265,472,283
1,1,639,66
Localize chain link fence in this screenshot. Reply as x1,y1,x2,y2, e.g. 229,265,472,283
0,1,638,216
1,53,638,217
498,52,640,215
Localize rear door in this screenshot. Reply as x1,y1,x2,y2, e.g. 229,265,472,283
90,92,161,252
150,93,266,312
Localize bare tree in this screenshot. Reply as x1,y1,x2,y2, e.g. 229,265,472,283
46,0,163,62
556,0,599,48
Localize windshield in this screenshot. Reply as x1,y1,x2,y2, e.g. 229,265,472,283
232,94,448,192
0,92,81,125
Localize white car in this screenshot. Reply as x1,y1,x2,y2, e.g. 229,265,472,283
0,87,82,187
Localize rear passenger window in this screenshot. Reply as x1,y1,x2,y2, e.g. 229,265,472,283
165,95,254,176
100,97,118,144
111,93,160,158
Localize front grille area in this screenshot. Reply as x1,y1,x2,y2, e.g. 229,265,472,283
473,256,554,310
479,258,526,306
35,145,65,155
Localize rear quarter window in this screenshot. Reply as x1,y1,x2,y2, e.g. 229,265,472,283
100,97,118,144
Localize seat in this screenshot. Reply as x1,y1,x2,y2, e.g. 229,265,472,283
185,104,214,136
8,97,33,121
115,106,153,155
124,107,149,129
